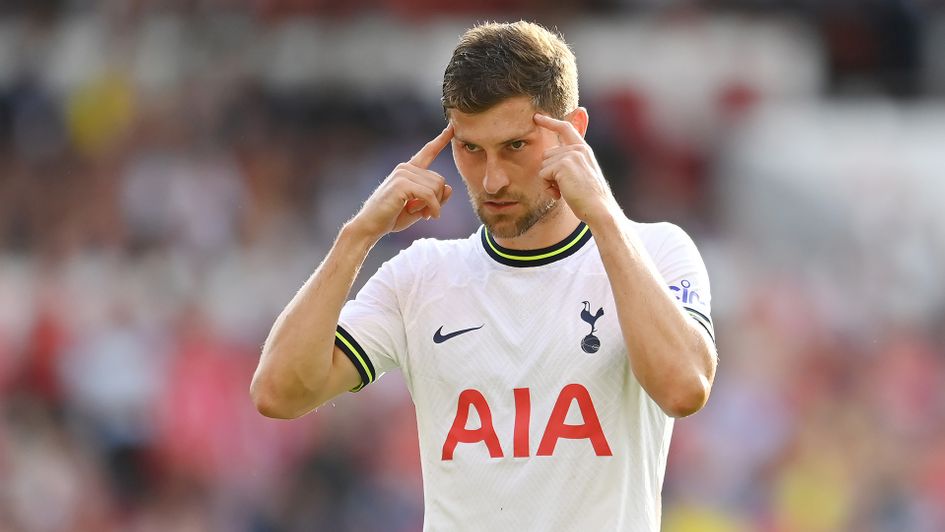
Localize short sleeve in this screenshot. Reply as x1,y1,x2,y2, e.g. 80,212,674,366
336,251,411,392
651,224,715,345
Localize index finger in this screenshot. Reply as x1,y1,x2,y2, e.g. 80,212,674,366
533,113,584,145
409,123,454,169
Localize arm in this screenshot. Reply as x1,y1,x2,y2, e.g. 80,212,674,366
535,112,716,417
251,224,377,419
251,125,455,419
588,216,716,417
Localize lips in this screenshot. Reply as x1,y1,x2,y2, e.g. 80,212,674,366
483,200,518,211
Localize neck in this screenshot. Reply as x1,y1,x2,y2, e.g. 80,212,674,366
492,205,583,250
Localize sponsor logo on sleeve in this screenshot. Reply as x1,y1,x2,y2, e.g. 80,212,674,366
669,279,704,306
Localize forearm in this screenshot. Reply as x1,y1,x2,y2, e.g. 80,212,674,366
250,124,452,418
589,211,716,417
251,222,378,414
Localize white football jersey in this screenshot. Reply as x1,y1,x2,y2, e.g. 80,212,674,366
336,221,714,531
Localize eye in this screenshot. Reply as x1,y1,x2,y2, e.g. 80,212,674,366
508,140,526,151
463,143,481,153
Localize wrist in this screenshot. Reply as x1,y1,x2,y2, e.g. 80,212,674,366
340,219,384,251
583,202,625,235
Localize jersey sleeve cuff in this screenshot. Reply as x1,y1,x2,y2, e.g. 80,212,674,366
684,306,715,345
334,325,377,392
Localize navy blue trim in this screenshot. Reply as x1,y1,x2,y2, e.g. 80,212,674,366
334,325,376,391
480,222,592,267
684,307,715,344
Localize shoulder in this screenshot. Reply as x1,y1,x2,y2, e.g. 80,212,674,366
386,232,481,279
406,234,477,257
629,221,699,262
400,233,478,262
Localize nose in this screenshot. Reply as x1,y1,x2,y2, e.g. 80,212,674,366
482,158,510,195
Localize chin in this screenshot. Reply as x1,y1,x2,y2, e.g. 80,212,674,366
480,214,521,239
486,222,523,239
475,197,559,240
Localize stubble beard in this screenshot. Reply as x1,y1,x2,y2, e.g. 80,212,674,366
474,194,559,239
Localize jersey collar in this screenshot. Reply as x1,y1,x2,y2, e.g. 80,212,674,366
480,222,592,268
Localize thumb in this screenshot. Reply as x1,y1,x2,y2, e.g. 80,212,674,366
405,198,425,214
440,184,454,206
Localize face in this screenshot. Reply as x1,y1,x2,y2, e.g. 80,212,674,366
448,96,564,239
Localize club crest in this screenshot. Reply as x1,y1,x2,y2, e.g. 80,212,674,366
580,301,604,354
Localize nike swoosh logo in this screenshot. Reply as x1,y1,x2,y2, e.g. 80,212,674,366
433,325,484,344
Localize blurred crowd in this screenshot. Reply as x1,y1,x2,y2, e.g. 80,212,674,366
1,2,944,531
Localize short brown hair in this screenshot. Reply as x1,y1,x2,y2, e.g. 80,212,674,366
442,21,578,119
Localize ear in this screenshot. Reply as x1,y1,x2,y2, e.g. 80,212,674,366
567,107,589,138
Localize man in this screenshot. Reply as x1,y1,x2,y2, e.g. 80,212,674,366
252,21,717,531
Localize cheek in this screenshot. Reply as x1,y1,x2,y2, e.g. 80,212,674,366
511,149,545,178
453,149,483,181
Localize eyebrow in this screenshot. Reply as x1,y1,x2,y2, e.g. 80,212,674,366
455,126,537,147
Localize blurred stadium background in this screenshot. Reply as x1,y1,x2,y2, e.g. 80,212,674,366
1,1,944,531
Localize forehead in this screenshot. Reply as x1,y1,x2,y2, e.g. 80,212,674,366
449,96,542,145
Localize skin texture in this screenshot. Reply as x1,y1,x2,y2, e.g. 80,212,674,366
448,96,588,248
251,96,717,419
250,127,455,417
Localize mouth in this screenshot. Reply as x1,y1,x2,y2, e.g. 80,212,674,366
482,200,518,211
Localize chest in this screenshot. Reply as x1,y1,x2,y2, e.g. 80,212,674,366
401,270,628,392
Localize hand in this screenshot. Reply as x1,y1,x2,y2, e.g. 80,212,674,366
534,113,620,227
349,124,454,240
